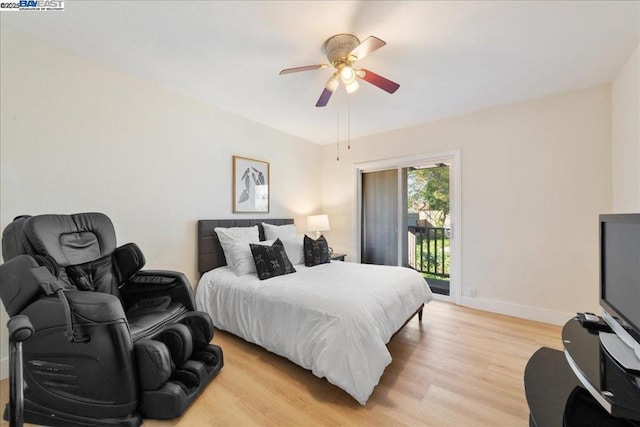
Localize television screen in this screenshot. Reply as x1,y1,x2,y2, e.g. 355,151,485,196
600,214,640,344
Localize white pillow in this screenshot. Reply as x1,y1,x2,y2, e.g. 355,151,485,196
262,222,297,240
215,225,260,271
229,239,275,275
226,237,303,275
280,235,305,265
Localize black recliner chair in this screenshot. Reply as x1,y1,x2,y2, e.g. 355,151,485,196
0,213,223,426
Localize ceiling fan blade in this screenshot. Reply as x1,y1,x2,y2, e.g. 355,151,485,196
348,36,386,61
279,64,329,75
356,69,400,94
315,88,333,107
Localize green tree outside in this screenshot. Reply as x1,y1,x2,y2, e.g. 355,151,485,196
407,165,450,227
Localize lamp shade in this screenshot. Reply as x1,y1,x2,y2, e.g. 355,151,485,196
326,74,340,92
307,214,330,232
344,78,359,94
340,66,356,84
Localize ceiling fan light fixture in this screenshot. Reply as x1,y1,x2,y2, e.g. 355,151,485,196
326,74,340,92
280,33,399,104
340,66,359,93
340,66,356,84
344,78,359,94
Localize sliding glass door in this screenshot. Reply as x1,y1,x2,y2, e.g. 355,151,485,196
355,150,461,302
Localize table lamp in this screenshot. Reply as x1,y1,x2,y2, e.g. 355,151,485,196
307,214,330,239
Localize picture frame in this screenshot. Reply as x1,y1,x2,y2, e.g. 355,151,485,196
232,155,270,213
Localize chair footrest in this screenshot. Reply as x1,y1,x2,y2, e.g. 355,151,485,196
137,345,224,419
192,344,224,377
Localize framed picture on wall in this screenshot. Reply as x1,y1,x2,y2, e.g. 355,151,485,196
232,155,270,213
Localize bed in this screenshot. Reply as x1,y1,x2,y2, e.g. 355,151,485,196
195,219,433,404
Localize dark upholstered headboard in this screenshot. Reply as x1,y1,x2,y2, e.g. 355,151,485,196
197,218,294,275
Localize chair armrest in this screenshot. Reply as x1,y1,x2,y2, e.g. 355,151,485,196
7,315,34,343
22,291,128,333
120,270,196,311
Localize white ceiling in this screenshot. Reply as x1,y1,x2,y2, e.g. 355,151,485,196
2,1,638,145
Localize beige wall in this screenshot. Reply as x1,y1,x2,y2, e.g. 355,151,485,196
612,44,640,212
321,86,612,322
0,29,321,378
0,28,633,378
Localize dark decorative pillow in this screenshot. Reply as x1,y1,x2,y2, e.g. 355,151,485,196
250,238,297,280
303,235,330,267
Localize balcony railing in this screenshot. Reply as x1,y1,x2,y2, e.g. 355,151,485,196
407,226,450,278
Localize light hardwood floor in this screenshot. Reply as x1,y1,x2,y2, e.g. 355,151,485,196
0,301,563,426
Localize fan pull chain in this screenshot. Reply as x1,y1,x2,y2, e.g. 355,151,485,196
336,98,340,161
347,95,351,150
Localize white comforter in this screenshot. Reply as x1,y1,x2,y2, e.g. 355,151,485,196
195,261,433,404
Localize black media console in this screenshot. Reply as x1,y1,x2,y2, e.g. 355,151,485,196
524,318,640,427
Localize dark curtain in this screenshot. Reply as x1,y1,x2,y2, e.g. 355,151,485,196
361,169,400,266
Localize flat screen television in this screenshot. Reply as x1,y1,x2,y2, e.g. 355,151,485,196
599,213,640,373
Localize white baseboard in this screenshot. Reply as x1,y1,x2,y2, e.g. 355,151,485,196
459,296,574,325
1,356,7,380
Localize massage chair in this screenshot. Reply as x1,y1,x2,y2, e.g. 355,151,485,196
0,213,223,426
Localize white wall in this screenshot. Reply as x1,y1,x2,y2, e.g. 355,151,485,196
321,86,612,324
0,29,321,379
612,44,640,212
0,28,633,380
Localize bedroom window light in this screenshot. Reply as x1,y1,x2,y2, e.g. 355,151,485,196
307,214,330,239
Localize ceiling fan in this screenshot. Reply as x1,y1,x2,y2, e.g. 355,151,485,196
279,34,400,107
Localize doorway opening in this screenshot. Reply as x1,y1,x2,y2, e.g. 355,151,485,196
355,150,461,302
407,164,451,296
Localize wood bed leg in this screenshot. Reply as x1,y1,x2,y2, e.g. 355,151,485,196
418,305,423,322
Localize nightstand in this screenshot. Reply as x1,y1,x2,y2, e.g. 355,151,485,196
330,253,346,261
